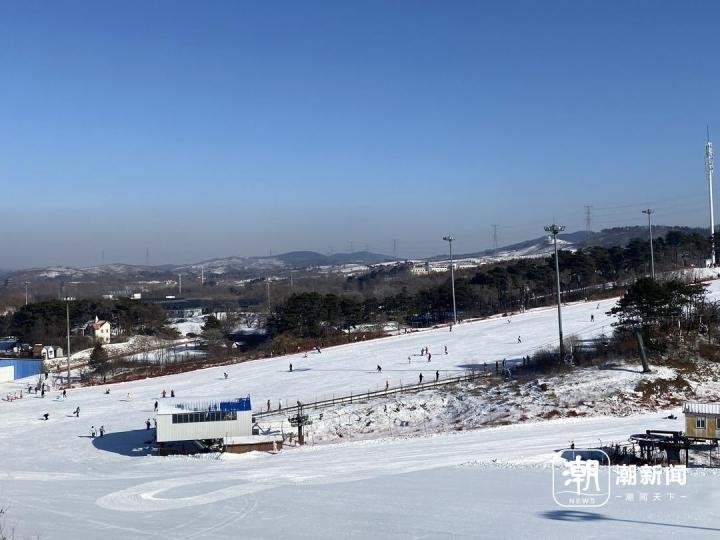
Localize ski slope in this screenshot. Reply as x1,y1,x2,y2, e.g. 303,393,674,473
1,280,720,539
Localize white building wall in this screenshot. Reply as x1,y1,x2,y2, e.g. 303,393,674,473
156,410,253,442
0,365,13,383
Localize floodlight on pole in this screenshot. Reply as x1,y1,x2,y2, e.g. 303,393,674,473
544,224,566,362
642,209,655,279
442,235,457,324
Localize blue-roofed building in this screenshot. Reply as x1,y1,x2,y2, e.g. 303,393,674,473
156,396,253,443
0,358,44,381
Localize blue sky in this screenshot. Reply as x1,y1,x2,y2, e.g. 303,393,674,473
1,1,719,268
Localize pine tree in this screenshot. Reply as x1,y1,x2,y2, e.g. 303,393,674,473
88,342,110,376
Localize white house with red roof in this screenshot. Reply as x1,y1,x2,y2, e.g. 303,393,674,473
84,316,111,344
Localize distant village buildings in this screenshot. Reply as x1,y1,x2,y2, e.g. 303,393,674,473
408,261,479,276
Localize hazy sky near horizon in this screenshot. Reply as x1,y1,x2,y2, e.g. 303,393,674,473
2,1,720,269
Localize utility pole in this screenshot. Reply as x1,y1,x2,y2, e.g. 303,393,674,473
706,127,716,266
642,209,656,279
584,205,592,233
544,224,566,362
200,265,204,286
443,235,457,324
24,281,30,306
178,274,182,295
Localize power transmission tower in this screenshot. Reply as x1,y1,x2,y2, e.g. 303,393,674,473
584,205,592,233
491,225,499,252
392,239,398,260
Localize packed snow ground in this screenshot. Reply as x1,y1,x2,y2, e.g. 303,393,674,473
2,280,720,539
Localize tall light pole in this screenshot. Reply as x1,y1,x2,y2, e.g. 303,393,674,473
544,224,565,362
642,209,655,279
443,235,457,324
24,281,30,306
706,128,716,266
66,298,71,386
266,278,271,313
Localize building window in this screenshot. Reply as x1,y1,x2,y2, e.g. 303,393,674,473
696,416,706,430
171,411,237,424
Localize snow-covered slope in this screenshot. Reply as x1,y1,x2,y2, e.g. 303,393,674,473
2,281,720,539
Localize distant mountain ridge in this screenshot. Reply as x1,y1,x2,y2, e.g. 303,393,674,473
1,251,395,283
447,225,708,261
1,226,708,284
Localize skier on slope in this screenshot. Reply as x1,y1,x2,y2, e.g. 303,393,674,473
419,373,424,384
154,400,159,412
517,336,522,343
377,365,382,373
444,346,448,355
74,406,80,418
435,370,439,382
145,419,151,430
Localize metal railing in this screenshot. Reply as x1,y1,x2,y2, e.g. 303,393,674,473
252,369,490,420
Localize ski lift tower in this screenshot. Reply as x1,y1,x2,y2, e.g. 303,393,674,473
706,127,716,266
288,402,312,445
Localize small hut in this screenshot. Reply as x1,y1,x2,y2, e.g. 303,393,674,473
683,402,720,440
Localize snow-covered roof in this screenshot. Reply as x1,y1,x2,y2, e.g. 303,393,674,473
683,402,720,416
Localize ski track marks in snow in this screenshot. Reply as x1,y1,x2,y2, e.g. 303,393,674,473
3,279,720,538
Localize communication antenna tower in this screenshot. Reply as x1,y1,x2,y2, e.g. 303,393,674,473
707,126,716,266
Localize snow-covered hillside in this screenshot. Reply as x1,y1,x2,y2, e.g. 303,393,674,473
2,281,720,539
